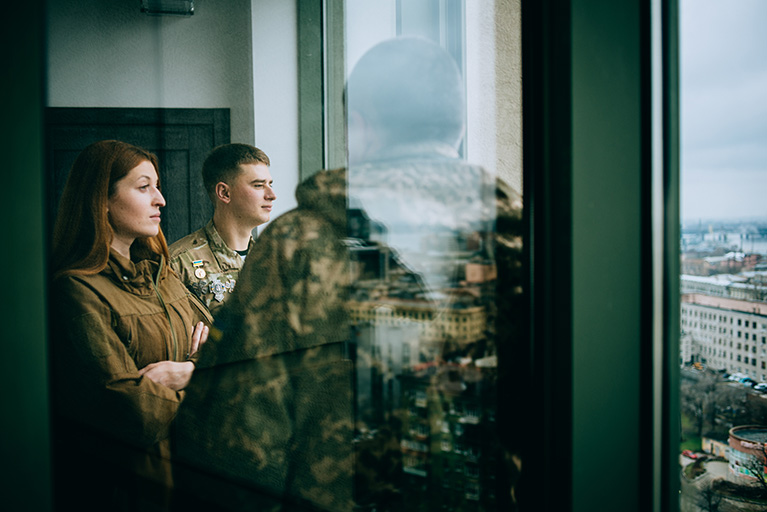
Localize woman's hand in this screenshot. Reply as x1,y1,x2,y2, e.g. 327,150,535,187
139,361,195,391
189,321,209,356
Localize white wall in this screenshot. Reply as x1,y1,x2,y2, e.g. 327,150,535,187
466,0,523,194
251,0,300,223
46,0,257,145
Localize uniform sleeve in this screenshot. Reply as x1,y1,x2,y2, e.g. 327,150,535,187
169,252,191,288
169,253,182,276
51,278,183,449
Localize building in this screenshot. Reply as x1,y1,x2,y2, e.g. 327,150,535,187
681,272,767,302
681,294,767,381
728,426,767,482
399,363,500,511
348,299,488,348
702,436,729,459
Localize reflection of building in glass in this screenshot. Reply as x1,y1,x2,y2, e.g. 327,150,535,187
681,294,767,381
728,426,767,481
348,299,487,347
346,202,499,509
399,363,499,511
465,262,497,284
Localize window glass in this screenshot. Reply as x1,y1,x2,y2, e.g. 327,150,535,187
679,0,767,508
343,2,523,509
44,1,523,510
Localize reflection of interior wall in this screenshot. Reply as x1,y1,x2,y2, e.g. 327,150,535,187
46,0,256,144
465,0,522,195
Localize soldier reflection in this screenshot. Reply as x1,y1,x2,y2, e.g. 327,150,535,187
174,37,524,512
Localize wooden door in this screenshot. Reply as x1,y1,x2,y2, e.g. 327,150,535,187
46,107,230,244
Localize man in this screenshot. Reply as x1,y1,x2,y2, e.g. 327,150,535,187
174,37,523,511
169,143,275,316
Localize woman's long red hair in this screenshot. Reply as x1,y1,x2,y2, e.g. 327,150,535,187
51,140,170,279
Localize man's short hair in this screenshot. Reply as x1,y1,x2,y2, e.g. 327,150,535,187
202,143,270,203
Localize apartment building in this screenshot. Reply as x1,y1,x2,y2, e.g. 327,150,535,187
681,293,767,381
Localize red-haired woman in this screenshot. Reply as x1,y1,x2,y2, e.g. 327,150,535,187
49,140,212,511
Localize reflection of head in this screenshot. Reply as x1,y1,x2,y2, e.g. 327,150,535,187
202,143,271,204
347,37,465,161
52,140,169,278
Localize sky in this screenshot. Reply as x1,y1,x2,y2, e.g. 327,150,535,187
680,0,767,223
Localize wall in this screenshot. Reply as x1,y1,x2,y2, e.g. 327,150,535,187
251,0,300,222
46,0,256,145
466,0,523,194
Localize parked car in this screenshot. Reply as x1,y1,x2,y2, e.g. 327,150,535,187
682,450,699,459
754,383,767,392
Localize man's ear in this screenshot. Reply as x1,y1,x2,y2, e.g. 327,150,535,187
215,182,231,204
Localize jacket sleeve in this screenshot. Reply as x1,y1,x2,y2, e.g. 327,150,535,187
184,290,214,365
51,277,183,449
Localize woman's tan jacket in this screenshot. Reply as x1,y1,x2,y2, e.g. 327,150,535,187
49,250,212,509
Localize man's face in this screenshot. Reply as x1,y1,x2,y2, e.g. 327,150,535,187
226,163,275,227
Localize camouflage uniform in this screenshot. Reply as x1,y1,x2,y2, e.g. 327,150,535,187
169,219,254,316
174,147,524,511
174,169,355,512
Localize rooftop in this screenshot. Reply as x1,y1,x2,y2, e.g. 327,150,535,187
682,293,767,316
732,426,767,444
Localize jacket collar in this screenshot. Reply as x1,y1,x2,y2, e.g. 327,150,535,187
104,249,165,296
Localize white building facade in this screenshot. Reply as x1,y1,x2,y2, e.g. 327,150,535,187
681,294,767,381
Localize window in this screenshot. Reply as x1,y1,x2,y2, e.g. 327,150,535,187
679,1,767,509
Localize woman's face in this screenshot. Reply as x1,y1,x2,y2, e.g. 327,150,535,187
107,160,166,250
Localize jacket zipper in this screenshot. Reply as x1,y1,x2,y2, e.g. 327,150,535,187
151,257,179,361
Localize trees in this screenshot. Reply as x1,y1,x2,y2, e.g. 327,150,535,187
696,480,723,512
740,442,767,495
680,370,724,438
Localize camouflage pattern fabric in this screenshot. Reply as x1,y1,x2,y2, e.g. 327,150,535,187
173,169,355,512
173,154,525,511
169,219,254,317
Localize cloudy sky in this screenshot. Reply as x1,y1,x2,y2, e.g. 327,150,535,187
680,0,767,222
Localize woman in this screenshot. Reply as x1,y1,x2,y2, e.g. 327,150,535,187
49,140,212,511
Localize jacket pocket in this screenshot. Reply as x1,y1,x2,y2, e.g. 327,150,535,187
112,311,139,360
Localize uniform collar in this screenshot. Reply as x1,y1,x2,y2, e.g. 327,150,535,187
204,219,255,257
